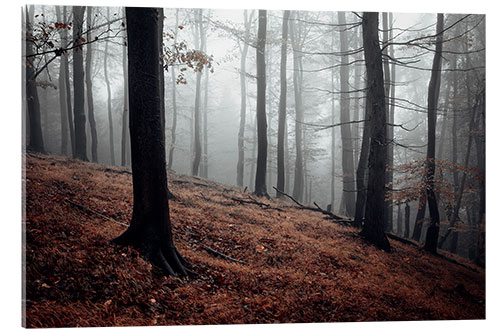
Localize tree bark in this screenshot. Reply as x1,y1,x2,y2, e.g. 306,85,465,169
114,7,189,276
423,14,444,254
254,10,268,197
276,10,290,197
55,6,69,156
72,6,88,161
359,12,390,252
338,12,356,217
404,202,411,238
62,6,75,156
354,90,370,228
86,6,98,163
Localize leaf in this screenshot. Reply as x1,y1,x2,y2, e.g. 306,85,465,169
178,25,184,30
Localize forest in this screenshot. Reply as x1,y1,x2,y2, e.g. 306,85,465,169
22,4,485,327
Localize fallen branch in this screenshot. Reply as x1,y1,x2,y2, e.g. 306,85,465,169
199,243,248,265
313,201,349,221
102,167,132,175
172,179,210,188
223,194,284,212
64,199,129,227
273,186,304,207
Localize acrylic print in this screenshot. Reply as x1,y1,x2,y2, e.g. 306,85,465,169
22,3,485,328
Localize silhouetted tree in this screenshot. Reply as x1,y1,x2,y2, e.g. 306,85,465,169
114,7,189,276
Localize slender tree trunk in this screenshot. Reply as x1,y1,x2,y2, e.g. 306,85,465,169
338,11,356,216
360,12,390,252
330,12,336,211
202,67,209,178
167,9,179,170
423,13,444,254
290,13,304,202
114,7,189,276
121,9,129,167
276,10,290,197
25,5,45,153
404,203,411,238
72,6,88,161
62,6,75,156
236,10,249,186
55,6,69,155
254,10,268,197
354,89,370,228
192,9,205,176
86,6,98,163
396,204,403,236
383,12,394,233
103,7,115,165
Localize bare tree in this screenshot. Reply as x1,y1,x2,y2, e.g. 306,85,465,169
85,6,98,163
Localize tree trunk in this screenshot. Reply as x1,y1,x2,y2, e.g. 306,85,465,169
290,13,304,202
423,14,444,254
396,204,402,236
25,5,45,153
86,6,98,163
202,67,209,178
103,7,115,165
192,9,205,176
114,7,189,276
404,202,410,238
254,10,268,197
55,6,69,156
354,90,370,228
72,6,88,161
338,11,356,217
167,9,179,170
359,12,390,252
62,6,75,156
330,12,336,211
121,9,129,167
383,12,394,233
276,10,290,197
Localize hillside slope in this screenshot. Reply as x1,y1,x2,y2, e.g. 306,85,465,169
24,153,485,327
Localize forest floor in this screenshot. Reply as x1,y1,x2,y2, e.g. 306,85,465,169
24,152,485,327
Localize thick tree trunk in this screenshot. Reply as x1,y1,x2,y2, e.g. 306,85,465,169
114,7,189,276
423,14,444,254
72,6,88,161
290,13,304,202
254,10,268,197
276,10,290,197
338,12,356,217
359,12,390,252
25,5,45,153
86,6,98,163
167,9,179,170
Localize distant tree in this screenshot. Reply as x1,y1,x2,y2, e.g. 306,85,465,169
359,12,390,252
167,8,179,170
114,7,189,275
121,9,129,167
237,10,254,187
72,6,88,161
86,6,98,163
338,11,356,216
104,7,115,165
254,9,268,197
55,6,69,155
276,10,290,197
25,5,45,153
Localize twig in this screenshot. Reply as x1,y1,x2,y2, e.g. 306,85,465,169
199,243,247,265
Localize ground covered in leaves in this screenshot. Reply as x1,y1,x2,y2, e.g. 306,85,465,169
24,153,485,327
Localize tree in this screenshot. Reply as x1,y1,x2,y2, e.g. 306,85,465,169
254,10,268,197
55,6,69,156
192,9,206,176
423,14,444,254
113,7,189,276
167,9,179,170
86,6,98,163
25,5,45,153
121,8,129,167
290,12,304,202
276,10,290,197
72,6,88,161
359,12,390,252
104,7,115,165
338,11,356,216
